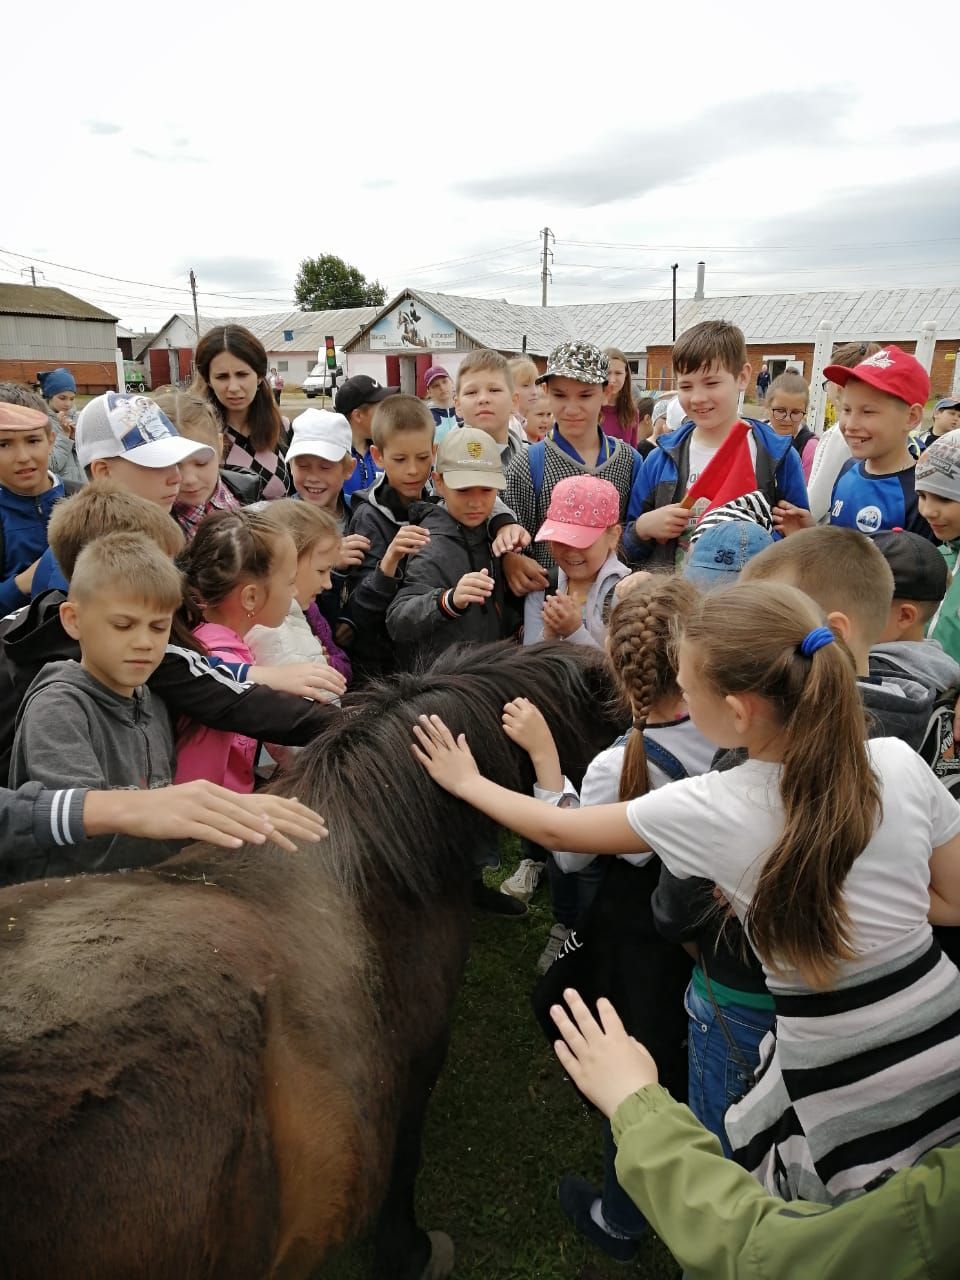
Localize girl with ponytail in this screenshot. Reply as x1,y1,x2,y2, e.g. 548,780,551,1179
502,575,717,1256
414,580,960,1206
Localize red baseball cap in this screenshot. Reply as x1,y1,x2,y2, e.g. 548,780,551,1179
535,475,621,548
822,344,930,408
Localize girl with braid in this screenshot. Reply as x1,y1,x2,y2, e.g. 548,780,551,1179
502,576,717,1263
415,581,960,1216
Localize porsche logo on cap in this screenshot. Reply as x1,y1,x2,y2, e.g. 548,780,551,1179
467,440,483,459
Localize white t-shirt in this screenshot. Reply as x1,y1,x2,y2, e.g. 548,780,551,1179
625,737,960,990
539,718,716,873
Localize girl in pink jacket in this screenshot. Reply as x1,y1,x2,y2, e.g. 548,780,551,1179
174,509,297,792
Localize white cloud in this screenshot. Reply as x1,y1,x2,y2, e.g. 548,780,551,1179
3,0,958,327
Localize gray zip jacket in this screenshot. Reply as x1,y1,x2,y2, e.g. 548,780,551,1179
9,660,177,875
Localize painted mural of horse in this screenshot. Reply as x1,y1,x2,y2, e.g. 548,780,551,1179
0,641,624,1280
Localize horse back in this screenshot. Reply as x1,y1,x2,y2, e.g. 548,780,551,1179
0,872,280,1279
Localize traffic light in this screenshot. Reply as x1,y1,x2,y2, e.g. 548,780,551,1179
325,336,336,370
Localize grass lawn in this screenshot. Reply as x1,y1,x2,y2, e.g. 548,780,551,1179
320,839,680,1280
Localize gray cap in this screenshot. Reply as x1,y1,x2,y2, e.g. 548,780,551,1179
916,435,960,503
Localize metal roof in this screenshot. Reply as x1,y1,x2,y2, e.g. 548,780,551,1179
0,283,118,323
347,286,960,354
146,307,376,354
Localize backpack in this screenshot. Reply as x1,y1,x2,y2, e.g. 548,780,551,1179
917,691,960,799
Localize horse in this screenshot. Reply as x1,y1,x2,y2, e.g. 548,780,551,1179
0,641,624,1280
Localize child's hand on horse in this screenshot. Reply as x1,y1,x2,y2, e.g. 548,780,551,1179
411,714,479,796
502,697,555,759
249,661,346,702
551,990,659,1119
83,782,328,851
541,592,581,638
491,523,532,557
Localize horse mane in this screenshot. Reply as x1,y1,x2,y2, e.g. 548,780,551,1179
169,641,624,907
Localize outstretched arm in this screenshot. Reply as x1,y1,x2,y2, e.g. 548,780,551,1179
552,990,960,1280
412,714,647,855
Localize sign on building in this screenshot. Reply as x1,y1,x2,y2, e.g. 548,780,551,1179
369,300,456,351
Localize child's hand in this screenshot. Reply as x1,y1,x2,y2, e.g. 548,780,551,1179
492,523,532,557
502,551,550,597
452,568,494,609
634,504,690,544
337,533,371,571
771,502,814,536
502,697,555,757
57,411,76,438
381,525,431,577
250,661,346,701
541,592,581,639
411,713,480,797
551,990,659,1119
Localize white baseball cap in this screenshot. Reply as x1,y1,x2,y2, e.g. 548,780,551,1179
286,409,352,463
76,392,215,470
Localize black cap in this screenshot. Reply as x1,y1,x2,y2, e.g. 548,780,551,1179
871,529,947,603
334,375,400,419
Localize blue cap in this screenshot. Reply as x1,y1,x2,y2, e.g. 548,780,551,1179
683,519,773,591
37,367,76,399
935,397,960,413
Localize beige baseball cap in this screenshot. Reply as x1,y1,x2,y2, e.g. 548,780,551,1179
434,428,507,490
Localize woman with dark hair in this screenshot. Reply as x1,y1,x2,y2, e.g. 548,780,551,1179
600,348,640,447
194,325,292,500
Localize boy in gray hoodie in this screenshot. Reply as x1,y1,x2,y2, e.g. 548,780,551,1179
10,531,182,872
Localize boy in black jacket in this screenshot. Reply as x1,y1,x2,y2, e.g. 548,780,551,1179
339,398,526,681
387,428,517,670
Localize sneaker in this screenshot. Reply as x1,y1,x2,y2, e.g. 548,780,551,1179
500,858,544,903
557,1176,640,1264
536,923,572,974
471,881,527,917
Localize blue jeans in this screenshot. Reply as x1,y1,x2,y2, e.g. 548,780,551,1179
684,980,775,1158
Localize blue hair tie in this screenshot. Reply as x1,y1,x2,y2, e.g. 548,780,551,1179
799,626,834,657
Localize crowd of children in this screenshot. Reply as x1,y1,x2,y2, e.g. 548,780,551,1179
3,314,960,1274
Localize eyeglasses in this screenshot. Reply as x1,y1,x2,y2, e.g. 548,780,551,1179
770,408,805,422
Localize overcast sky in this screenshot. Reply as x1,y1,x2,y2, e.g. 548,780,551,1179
4,0,958,332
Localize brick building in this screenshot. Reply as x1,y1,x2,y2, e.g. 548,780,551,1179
0,284,119,393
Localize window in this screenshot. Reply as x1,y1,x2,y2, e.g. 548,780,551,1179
277,361,288,372
283,329,294,343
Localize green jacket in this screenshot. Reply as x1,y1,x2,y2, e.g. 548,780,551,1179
928,539,960,666
612,1085,960,1279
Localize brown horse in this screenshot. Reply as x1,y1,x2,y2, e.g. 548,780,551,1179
0,641,622,1280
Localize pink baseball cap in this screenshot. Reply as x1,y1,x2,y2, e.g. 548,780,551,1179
535,476,621,548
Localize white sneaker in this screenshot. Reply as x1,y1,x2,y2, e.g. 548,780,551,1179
500,858,544,903
537,923,572,975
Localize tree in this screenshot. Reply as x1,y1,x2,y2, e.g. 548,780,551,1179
294,255,387,311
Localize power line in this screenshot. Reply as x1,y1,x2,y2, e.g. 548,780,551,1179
561,236,960,252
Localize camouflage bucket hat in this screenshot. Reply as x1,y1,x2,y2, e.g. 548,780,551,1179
536,341,609,386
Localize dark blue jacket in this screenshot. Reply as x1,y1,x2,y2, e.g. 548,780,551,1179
623,417,809,568
0,478,67,615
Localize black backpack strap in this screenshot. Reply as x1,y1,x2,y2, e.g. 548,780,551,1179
544,565,561,599
642,736,688,783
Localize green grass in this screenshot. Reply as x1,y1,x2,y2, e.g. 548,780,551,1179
320,839,680,1280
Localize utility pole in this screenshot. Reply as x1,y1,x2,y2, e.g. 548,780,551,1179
671,264,679,342
189,269,201,342
540,227,554,307
20,266,39,286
